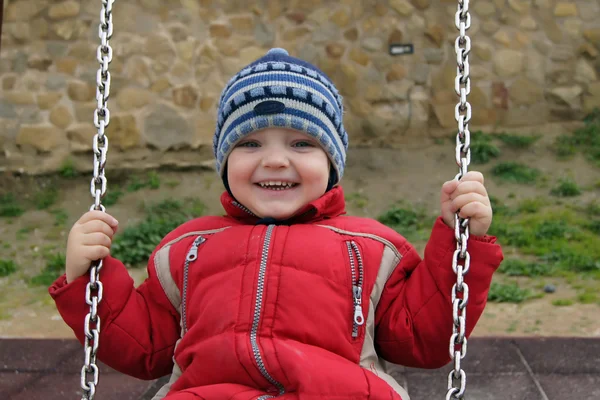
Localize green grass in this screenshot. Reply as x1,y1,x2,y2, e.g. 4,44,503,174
577,290,598,304
29,253,66,286
111,198,206,266
0,259,17,277
491,162,541,184
50,208,68,226
16,226,34,241
346,192,369,209
517,197,547,214
553,108,600,166
499,259,555,277
488,282,531,303
0,193,24,217
552,299,574,306
550,177,581,197
489,206,600,274
489,196,513,217
469,131,500,164
127,171,161,192
59,158,78,178
377,201,436,243
34,187,59,210
494,132,541,148
102,189,124,207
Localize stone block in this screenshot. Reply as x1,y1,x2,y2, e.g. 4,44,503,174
16,125,64,152
48,1,80,20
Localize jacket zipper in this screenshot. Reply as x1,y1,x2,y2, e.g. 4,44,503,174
252,225,285,397
182,235,206,333
346,241,365,338
232,200,258,218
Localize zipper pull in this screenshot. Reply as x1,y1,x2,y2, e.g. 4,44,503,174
186,236,205,262
353,285,364,326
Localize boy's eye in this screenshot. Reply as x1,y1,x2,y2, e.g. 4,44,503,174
237,141,259,148
293,141,314,148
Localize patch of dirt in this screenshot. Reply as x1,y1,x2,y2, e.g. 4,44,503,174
1,127,599,338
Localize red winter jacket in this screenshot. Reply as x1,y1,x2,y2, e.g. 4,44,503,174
50,186,503,400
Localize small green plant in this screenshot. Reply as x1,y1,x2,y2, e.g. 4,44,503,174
0,259,17,277
377,202,435,242
552,299,573,307
112,198,205,266
541,249,600,273
534,220,573,240
550,177,581,197
586,200,600,217
553,108,600,166
488,282,531,303
517,197,546,214
59,158,78,178
29,253,66,286
16,225,35,241
469,131,501,164
346,192,369,209
148,171,161,189
51,208,69,226
577,291,598,304
506,320,518,332
494,132,541,148
587,220,600,235
34,187,59,210
499,259,554,277
127,176,146,192
127,171,161,192
491,162,541,184
102,189,124,207
489,196,514,216
553,135,578,158
0,193,24,217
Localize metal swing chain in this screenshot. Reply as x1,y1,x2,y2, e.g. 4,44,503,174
81,1,115,399
446,1,472,399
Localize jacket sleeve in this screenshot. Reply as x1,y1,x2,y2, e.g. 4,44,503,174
49,245,181,380
374,216,503,368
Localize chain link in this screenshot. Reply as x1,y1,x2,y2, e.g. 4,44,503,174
81,1,114,399
446,1,471,399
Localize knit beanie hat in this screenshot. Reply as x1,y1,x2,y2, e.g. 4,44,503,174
213,48,348,190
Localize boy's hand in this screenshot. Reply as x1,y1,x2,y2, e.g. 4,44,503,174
440,171,492,237
65,210,119,284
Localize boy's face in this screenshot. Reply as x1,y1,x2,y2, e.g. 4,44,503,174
227,128,330,220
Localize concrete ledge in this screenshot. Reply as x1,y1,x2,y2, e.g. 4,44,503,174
1,338,598,400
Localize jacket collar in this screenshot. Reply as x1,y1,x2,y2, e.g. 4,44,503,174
220,185,347,225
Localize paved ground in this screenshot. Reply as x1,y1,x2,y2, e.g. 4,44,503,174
1,337,599,400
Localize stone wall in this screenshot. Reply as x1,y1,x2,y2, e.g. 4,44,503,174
0,0,599,174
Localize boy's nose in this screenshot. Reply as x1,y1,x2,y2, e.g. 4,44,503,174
261,151,289,168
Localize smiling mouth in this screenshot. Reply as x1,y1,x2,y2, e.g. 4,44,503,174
255,181,299,190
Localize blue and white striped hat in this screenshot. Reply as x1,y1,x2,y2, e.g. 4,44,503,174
213,48,348,187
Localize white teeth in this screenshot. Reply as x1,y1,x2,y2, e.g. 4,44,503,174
258,181,297,189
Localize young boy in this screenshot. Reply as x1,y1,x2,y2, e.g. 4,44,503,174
51,48,503,399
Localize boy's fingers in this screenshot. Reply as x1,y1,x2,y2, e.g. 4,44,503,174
441,180,459,197
452,180,488,199
81,232,112,248
80,219,116,237
451,193,490,212
459,171,484,185
78,210,119,227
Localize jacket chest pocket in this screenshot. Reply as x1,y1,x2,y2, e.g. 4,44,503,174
345,240,365,339
182,235,206,333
